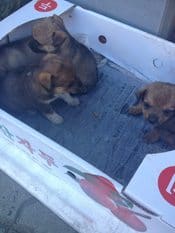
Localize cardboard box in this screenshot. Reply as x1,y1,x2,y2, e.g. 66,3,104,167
0,1,174,233
125,151,175,230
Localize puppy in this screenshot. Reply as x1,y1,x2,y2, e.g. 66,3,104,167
0,54,82,124
128,82,175,147
0,16,58,79
33,15,98,92
39,54,85,95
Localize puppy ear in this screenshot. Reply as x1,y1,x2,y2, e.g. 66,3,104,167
52,15,65,29
52,15,64,24
135,86,147,101
38,72,52,90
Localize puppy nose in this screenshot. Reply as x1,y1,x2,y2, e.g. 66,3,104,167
148,114,158,124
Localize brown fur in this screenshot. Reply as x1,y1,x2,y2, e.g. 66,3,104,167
33,15,98,92
128,82,175,147
0,16,60,79
39,54,85,94
0,54,81,124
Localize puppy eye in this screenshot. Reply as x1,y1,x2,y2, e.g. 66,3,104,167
163,109,175,116
143,102,150,109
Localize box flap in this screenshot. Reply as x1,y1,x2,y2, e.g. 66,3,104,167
124,150,175,228
0,0,74,40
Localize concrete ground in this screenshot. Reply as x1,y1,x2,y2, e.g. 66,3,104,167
0,170,77,233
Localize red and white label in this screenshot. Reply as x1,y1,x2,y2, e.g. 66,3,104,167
158,166,175,206
34,0,58,12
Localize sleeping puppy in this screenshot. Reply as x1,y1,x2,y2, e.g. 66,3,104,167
0,54,82,124
33,15,98,92
0,16,58,79
128,82,175,147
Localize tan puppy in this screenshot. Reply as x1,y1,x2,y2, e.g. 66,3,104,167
128,82,175,147
33,15,98,92
0,54,82,124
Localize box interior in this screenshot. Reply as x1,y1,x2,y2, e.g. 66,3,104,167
0,8,172,187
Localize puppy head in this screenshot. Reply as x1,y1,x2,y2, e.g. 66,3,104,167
137,82,175,124
32,15,68,51
32,18,55,52
39,54,84,95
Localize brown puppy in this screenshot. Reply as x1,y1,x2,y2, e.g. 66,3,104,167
0,54,82,124
39,54,84,93
0,16,59,79
128,82,175,147
33,15,98,92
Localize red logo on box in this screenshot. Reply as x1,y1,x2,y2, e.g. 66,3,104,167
158,166,175,206
34,0,58,12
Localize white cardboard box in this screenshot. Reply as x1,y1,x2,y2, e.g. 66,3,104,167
0,1,174,233
125,151,175,229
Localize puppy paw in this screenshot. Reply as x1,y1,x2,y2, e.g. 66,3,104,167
45,112,64,124
58,93,80,106
143,129,160,144
128,105,142,115
68,97,80,106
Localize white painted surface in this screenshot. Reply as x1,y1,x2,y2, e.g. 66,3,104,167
0,110,128,233
63,7,175,83
0,0,73,40
125,151,175,229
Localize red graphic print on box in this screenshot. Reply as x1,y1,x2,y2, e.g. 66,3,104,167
158,166,175,206
35,0,58,12
38,150,58,168
64,165,150,232
17,136,35,154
